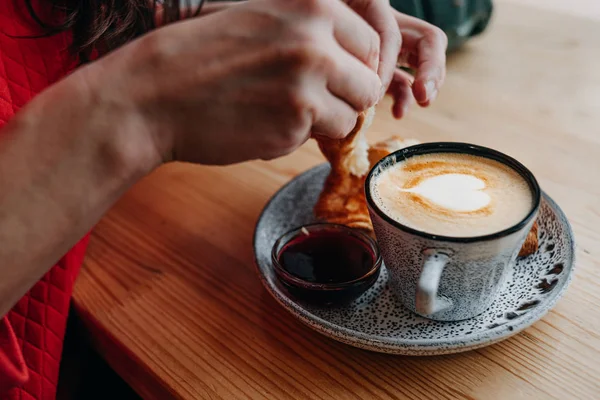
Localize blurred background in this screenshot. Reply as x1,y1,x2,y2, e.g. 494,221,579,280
390,0,493,52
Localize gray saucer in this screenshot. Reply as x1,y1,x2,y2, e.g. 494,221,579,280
253,164,575,355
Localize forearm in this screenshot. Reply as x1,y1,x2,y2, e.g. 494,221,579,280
154,1,240,26
0,66,161,317
200,1,240,15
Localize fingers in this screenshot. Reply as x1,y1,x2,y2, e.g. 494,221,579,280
306,40,380,139
324,39,382,112
394,11,447,106
288,0,381,73
326,0,382,73
411,29,447,106
386,68,414,119
344,0,402,99
311,92,359,140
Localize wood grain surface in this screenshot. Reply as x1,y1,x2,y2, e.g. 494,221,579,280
72,1,600,399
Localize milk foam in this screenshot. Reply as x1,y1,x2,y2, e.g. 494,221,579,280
401,173,491,212
371,153,533,237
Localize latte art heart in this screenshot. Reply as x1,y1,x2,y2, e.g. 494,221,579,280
371,152,533,237
400,173,491,212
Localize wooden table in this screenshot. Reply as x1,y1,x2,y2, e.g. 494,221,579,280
72,1,600,399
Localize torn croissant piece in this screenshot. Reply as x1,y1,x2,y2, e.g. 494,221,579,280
313,108,539,257
312,172,373,232
518,221,539,257
316,106,376,177
314,107,420,233
313,107,375,232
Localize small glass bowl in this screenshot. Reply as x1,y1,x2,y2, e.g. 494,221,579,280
271,223,382,305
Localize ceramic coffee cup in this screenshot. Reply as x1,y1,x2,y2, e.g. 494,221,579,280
365,143,541,321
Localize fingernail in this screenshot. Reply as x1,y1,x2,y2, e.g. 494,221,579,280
373,76,383,105
372,55,380,75
379,84,387,101
425,80,438,102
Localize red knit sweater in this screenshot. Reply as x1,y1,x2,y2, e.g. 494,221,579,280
0,2,90,399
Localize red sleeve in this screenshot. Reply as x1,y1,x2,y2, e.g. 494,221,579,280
0,317,28,394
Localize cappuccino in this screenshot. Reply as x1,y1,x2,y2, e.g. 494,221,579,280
371,152,533,237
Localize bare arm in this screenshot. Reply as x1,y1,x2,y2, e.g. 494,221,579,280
0,67,161,317
154,0,241,25
200,1,240,15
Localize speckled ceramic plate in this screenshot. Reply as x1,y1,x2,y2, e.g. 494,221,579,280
253,164,575,355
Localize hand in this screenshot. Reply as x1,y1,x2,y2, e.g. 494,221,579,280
344,0,448,118
91,0,384,165
389,12,448,117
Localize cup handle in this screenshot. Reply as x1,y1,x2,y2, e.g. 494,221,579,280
416,249,453,315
